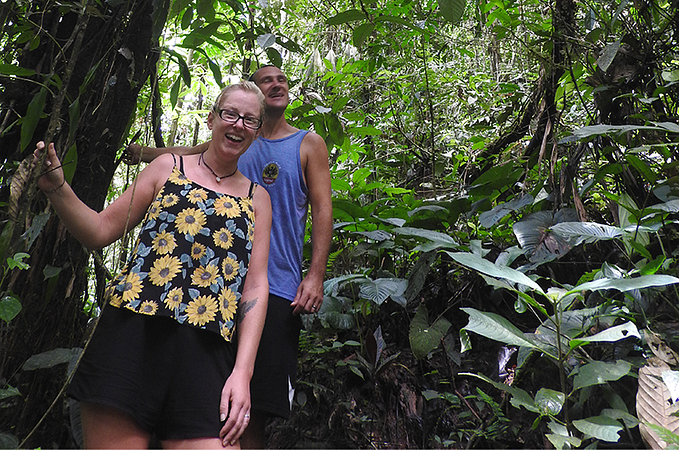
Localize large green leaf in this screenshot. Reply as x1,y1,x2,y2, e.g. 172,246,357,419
163,47,191,86
320,296,356,330
534,388,565,416
567,275,679,295
447,251,544,293
20,85,48,152
22,348,81,370
550,222,623,246
569,322,640,348
0,64,35,76
461,308,555,357
359,278,408,305
353,23,375,47
572,360,632,391
326,9,364,25
393,227,458,250
409,305,451,359
572,416,623,442
437,0,466,24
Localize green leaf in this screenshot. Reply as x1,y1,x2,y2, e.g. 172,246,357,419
596,39,621,72
43,264,63,280
534,388,565,416
0,385,20,400
550,222,623,246
182,22,222,47
349,125,382,136
0,64,35,77
62,143,78,184
21,212,49,251
20,86,48,152
0,296,21,324
567,275,679,295
572,360,632,391
447,251,544,293
353,23,374,47
461,372,540,413
164,47,191,87
409,305,451,359
461,308,555,356
438,0,466,24
257,33,276,49
266,47,283,67
7,252,30,270
326,9,364,25
22,348,81,371
332,199,369,220
644,423,679,446
626,153,657,184
572,415,623,442
569,322,640,348
393,227,458,248
170,77,181,109
359,278,408,305
325,113,345,147
320,296,356,330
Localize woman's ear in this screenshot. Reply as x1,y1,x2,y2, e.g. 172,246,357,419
207,111,215,130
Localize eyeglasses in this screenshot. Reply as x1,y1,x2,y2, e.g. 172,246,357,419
216,109,262,130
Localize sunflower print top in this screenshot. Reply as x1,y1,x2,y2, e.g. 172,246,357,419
106,155,257,342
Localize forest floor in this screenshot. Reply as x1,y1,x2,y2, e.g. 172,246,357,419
265,299,648,449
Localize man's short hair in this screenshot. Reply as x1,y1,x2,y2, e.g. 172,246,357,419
248,65,277,83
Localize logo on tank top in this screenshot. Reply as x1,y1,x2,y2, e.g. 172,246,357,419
262,161,280,185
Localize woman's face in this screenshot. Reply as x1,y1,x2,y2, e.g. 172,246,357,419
208,89,262,158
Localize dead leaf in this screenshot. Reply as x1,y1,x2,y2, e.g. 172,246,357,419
637,360,679,449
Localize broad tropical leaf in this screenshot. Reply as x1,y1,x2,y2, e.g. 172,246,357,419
572,360,632,391
409,305,451,359
447,251,544,293
572,416,623,442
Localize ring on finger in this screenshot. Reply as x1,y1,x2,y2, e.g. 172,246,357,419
244,413,250,419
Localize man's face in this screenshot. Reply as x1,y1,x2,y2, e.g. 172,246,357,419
252,66,289,112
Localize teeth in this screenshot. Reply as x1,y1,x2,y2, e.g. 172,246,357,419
226,134,243,142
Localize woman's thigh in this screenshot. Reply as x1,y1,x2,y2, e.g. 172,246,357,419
80,402,150,449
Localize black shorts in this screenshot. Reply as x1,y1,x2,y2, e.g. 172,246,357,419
67,306,236,440
248,294,302,419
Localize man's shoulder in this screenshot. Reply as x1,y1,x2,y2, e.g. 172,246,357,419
300,130,326,149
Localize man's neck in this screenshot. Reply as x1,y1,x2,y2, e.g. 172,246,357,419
259,109,298,140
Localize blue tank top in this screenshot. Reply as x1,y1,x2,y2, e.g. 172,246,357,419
239,130,309,301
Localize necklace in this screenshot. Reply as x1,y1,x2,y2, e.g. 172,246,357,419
199,151,238,182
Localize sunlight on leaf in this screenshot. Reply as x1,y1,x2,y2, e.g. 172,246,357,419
572,416,623,442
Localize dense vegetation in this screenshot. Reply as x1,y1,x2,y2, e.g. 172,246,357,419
1,0,678,448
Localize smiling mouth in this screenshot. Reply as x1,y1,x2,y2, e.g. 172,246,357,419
226,133,244,142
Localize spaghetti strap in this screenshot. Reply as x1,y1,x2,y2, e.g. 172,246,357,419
171,153,177,167
248,181,257,198
178,155,185,174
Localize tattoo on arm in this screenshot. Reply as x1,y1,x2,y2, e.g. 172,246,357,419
238,297,258,324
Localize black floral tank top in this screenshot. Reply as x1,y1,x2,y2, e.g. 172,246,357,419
106,155,256,342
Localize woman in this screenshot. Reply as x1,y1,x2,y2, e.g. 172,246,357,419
33,81,271,449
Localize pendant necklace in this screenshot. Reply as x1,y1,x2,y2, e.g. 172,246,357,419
199,151,238,182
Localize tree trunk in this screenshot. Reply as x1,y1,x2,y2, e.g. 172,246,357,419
0,1,169,446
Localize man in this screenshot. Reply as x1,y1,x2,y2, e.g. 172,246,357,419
126,65,333,448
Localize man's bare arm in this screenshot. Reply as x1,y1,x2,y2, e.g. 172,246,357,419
124,141,209,164
291,132,333,315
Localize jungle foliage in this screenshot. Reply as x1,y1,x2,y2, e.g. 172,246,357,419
1,0,679,448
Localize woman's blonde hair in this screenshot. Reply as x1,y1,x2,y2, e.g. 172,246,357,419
212,80,266,120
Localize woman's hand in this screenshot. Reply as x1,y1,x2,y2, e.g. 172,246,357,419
33,141,66,194
218,368,252,447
